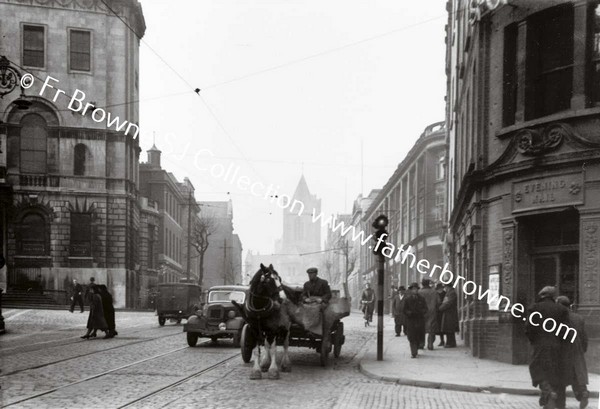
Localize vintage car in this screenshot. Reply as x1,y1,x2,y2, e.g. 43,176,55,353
156,283,202,326
183,285,249,347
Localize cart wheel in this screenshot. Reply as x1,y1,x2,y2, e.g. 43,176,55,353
187,332,198,347
320,339,330,366
158,316,166,326
320,315,330,367
240,324,254,363
333,322,344,358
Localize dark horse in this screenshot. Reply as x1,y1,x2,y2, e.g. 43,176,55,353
233,263,296,379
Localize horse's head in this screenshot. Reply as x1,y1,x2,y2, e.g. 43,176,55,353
250,263,282,299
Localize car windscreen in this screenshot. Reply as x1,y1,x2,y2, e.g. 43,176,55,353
208,290,246,304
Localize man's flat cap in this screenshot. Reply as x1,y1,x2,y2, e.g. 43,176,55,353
538,286,557,300
556,295,571,307
306,267,318,274
408,282,419,290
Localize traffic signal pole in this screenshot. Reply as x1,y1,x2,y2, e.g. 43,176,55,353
371,214,389,362
376,252,384,361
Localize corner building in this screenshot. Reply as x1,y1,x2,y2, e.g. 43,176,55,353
0,0,145,308
446,0,600,372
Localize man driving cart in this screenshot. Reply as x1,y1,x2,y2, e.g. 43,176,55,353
302,267,332,306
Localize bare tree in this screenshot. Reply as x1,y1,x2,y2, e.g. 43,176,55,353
334,237,356,298
190,212,218,288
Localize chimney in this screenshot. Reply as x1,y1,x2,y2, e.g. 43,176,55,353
147,144,161,168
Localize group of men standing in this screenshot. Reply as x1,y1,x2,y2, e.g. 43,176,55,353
390,278,458,358
69,277,118,339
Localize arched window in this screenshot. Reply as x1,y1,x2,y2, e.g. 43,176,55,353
19,213,46,255
74,144,87,176
20,114,47,174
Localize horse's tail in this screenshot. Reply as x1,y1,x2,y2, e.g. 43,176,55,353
231,300,247,320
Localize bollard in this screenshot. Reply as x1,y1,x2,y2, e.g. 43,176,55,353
0,288,5,335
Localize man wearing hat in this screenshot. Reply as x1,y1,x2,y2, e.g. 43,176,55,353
302,267,332,304
525,286,569,409
403,282,428,358
556,296,589,409
419,278,440,350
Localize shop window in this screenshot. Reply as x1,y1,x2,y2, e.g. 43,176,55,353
74,143,87,176
525,5,574,120
436,155,446,181
20,114,47,174
69,29,91,72
70,213,92,257
18,213,46,255
23,25,44,68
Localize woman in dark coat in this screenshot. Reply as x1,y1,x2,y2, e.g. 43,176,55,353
438,283,459,348
81,285,108,339
98,285,117,338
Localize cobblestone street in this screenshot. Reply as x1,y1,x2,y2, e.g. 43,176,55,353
2,309,594,408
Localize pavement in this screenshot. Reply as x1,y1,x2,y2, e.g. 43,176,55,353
359,314,600,399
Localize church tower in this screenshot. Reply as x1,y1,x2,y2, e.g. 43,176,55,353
280,175,321,254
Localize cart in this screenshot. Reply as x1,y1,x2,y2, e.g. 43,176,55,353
240,289,350,367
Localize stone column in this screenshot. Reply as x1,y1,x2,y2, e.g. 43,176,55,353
580,216,600,306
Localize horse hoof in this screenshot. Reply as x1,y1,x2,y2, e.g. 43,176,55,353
281,366,292,373
249,370,262,380
260,365,269,372
267,369,280,380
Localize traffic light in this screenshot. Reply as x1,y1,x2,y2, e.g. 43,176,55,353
372,214,389,255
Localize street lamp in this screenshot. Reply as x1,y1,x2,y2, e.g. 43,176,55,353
0,55,32,110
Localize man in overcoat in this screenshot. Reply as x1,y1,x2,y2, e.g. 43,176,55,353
392,286,406,336
439,283,459,348
403,282,428,358
525,286,569,409
435,282,446,346
69,279,84,313
302,267,332,304
556,296,589,409
418,278,440,350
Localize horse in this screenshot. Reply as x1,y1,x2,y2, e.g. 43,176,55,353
233,263,293,380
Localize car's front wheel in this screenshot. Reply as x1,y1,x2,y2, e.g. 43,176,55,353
187,332,198,347
158,316,166,326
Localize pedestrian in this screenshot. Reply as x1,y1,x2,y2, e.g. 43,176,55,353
556,295,589,409
435,282,446,346
360,283,376,326
84,276,96,304
81,285,108,339
98,284,117,339
403,282,428,358
439,283,459,348
392,286,406,336
418,278,440,350
69,278,84,313
525,286,569,409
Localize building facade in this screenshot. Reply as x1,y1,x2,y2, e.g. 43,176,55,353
362,122,446,312
446,0,600,372
0,0,145,308
139,146,201,286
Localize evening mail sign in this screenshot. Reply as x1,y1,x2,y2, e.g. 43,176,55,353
512,173,584,213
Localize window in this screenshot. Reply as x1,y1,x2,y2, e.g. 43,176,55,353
20,114,47,174
69,30,91,71
23,25,44,68
526,5,574,120
70,213,92,257
591,4,600,104
436,155,445,181
19,213,46,255
434,186,445,222
503,23,518,126
74,144,87,176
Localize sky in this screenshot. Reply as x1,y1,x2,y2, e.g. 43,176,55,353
137,0,448,256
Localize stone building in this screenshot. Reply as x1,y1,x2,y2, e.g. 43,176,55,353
139,146,201,286
245,175,323,285
361,122,446,312
445,0,600,372
0,0,145,308
197,200,242,290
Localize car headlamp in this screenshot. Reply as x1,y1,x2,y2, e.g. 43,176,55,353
218,322,227,331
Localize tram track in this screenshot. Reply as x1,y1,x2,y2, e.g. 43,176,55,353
0,329,183,377
2,341,239,408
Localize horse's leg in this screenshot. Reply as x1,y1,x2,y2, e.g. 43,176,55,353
260,338,271,372
280,326,292,373
250,342,262,380
267,334,280,379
